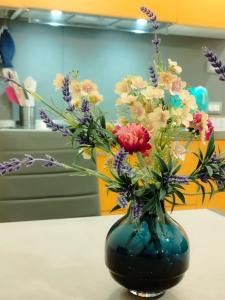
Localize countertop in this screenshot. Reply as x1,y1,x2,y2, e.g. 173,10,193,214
0,209,224,300
1,128,225,139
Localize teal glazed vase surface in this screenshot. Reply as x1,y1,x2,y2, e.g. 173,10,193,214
105,212,190,298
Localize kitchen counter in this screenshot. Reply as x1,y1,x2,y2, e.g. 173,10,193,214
0,209,223,300
1,128,225,139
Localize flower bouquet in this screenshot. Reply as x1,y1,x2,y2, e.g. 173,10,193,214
1,6,225,298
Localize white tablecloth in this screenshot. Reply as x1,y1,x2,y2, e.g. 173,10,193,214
0,209,224,300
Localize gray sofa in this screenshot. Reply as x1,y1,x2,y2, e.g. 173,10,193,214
0,130,100,222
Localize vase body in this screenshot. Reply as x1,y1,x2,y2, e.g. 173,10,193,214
105,212,189,297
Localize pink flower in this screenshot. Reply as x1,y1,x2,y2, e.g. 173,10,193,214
113,124,152,156
170,79,186,95
190,112,214,141
205,119,214,141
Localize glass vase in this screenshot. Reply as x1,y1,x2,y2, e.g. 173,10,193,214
105,210,189,298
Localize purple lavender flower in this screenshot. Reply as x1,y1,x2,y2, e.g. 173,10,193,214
117,192,129,208
39,110,71,137
216,178,225,189
62,75,75,111
149,66,158,87
78,112,92,126
77,133,90,145
140,6,161,53
166,175,189,185
0,155,64,176
114,148,132,176
209,154,221,164
152,35,161,53
81,99,90,113
140,6,157,22
132,202,142,219
0,158,22,175
203,47,225,81
43,155,60,167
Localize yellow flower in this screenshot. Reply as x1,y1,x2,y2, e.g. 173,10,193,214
115,80,129,95
53,73,64,90
106,122,114,132
81,80,97,95
144,101,154,113
70,80,82,96
118,116,129,125
159,72,176,90
72,97,81,108
168,59,182,74
116,94,136,106
89,92,103,105
130,102,146,121
80,148,92,160
148,107,169,129
129,76,147,89
141,86,164,100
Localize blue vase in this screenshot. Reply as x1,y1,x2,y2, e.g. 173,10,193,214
105,211,190,298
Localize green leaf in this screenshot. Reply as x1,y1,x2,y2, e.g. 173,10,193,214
159,188,166,201
172,163,182,175
170,194,176,213
198,183,206,204
151,170,162,182
110,204,122,213
206,165,213,177
168,155,173,173
208,180,215,199
100,114,106,129
174,190,186,204
205,134,215,161
155,154,168,173
135,188,146,197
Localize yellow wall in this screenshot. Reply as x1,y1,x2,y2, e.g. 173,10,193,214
1,0,225,29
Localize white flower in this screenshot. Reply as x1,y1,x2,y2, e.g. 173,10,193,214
172,142,187,160
168,59,182,74
148,107,169,129
142,86,164,99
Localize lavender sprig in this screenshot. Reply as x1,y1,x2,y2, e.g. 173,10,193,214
0,155,64,176
140,6,161,53
114,148,132,176
149,66,158,87
62,75,75,111
80,99,90,112
117,192,129,208
140,6,157,21
132,201,142,219
77,132,93,146
39,109,71,137
78,113,92,126
164,175,189,185
203,47,225,81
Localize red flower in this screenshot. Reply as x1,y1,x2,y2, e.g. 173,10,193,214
113,123,151,156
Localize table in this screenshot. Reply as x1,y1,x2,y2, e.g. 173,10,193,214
0,209,224,300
